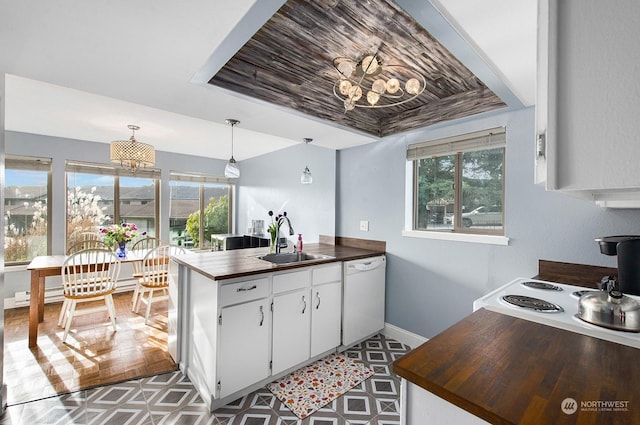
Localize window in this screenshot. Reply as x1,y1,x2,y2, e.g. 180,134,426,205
408,128,505,236
4,155,51,264
66,161,159,248
169,172,232,250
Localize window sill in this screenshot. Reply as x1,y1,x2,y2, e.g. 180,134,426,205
402,230,509,246
5,264,29,272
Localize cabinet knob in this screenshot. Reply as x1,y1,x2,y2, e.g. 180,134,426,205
301,296,307,315
315,291,321,310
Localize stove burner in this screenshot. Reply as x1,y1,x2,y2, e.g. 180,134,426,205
502,295,564,312
573,290,597,298
521,281,563,291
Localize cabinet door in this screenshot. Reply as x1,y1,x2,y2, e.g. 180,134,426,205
218,298,270,399
272,289,311,375
310,281,342,358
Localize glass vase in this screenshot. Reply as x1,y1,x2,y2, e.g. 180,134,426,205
269,232,277,253
116,241,127,258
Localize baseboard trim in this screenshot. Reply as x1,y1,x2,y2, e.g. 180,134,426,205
4,279,138,310
382,323,428,349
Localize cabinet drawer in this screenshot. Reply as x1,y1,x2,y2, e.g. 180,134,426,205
273,269,310,294
312,263,342,286
220,277,269,307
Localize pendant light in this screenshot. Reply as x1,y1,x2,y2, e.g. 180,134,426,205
224,119,240,179
110,124,155,172
301,138,313,185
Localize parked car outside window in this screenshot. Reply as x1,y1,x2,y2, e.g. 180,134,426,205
446,205,502,228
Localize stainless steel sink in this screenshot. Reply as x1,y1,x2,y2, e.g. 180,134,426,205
257,252,335,265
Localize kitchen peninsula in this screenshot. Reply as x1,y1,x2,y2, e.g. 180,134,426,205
393,261,640,424
170,236,386,411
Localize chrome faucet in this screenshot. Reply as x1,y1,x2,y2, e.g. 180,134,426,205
275,214,294,253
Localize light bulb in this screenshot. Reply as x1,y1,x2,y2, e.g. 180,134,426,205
386,78,400,94
339,79,352,96
372,79,386,94
367,91,380,105
406,78,420,95
348,86,362,101
337,61,354,77
361,55,378,74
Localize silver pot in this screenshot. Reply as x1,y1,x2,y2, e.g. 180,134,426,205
578,289,640,332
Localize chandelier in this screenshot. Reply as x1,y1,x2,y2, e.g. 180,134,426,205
332,53,426,112
110,125,155,172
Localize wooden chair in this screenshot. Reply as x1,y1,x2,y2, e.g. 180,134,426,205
133,245,185,324
66,238,110,255
130,237,163,310
59,248,121,342
59,238,112,325
68,229,101,245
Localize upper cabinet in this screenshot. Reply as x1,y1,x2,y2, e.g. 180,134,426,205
536,0,640,207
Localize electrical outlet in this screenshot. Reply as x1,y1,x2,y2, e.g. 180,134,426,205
359,220,369,231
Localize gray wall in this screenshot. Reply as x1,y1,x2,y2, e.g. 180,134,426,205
337,107,640,339
236,142,336,245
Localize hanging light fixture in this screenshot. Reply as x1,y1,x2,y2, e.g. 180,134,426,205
224,119,240,179
301,138,313,185
332,49,426,113
110,124,155,172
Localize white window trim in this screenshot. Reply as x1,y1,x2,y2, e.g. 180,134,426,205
401,229,509,245
403,158,510,246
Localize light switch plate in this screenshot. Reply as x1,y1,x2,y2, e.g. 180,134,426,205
359,220,369,231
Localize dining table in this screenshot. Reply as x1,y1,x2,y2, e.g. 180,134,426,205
26,252,143,348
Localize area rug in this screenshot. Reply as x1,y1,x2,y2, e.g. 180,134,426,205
266,353,374,419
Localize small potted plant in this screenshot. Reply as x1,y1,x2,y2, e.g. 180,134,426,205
267,210,286,253
101,221,144,257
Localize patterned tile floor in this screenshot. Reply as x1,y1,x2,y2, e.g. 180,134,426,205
0,334,411,425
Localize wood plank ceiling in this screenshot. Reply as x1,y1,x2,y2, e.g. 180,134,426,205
208,0,506,138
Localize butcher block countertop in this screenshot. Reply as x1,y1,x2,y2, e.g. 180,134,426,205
172,237,385,281
393,309,639,424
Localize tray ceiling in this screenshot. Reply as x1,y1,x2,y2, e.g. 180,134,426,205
208,0,506,138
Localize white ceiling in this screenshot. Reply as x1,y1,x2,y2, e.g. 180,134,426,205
0,0,536,161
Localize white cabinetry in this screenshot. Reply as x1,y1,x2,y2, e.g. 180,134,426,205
310,264,342,357
272,269,311,375
218,278,270,398
536,0,640,207
177,258,353,411
183,269,219,407
271,265,343,374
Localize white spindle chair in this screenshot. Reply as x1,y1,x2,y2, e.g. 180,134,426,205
66,238,110,255
130,237,163,310
134,245,185,324
60,248,121,342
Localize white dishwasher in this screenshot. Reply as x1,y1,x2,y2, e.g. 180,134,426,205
342,255,386,347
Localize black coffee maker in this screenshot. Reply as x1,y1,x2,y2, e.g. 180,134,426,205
595,236,640,295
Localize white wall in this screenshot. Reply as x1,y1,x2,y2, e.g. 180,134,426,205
337,107,640,339
236,142,336,246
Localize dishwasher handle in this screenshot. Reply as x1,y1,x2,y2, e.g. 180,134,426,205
348,257,385,272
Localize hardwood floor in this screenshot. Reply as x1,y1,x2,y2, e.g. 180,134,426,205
3,291,177,406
